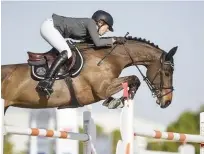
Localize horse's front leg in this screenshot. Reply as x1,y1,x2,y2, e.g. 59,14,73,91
102,75,140,109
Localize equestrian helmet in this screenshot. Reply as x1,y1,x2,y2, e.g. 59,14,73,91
92,10,114,32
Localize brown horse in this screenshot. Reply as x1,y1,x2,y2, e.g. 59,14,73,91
1,36,177,114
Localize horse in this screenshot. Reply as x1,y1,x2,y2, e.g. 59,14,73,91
1,35,177,114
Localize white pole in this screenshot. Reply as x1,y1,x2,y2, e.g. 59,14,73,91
29,115,37,154
200,112,204,154
83,111,92,154
125,99,134,154
0,99,5,154
116,99,134,154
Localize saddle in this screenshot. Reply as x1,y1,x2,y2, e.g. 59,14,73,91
27,40,84,81
27,40,85,109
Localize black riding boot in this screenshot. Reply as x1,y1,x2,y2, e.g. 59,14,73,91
36,50,68,97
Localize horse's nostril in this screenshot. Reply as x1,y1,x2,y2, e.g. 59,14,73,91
160,101,171,108
165,101,171,107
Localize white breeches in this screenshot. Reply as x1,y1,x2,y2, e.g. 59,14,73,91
40,18,72,58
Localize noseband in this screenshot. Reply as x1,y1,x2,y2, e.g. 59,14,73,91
123,44,174,99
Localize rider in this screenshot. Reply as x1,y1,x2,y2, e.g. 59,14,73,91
36,10,126,97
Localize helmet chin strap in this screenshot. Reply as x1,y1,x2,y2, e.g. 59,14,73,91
97,25,103,33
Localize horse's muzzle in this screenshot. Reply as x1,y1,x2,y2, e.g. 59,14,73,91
156,89,173,108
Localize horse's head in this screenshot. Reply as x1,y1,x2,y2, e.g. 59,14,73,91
145,46,177,108
115,36,178,108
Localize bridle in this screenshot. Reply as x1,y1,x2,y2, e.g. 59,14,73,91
123,44,174,99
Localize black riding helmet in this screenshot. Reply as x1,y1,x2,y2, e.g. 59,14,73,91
92,10,114,32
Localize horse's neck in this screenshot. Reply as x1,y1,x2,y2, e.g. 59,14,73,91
124,43,163,67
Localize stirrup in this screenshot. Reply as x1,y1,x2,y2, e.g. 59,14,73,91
36,85,53,98
36,78,55,97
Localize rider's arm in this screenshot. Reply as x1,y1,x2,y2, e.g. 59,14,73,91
87,19,113,47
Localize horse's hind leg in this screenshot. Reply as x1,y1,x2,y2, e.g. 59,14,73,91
102,75,141,109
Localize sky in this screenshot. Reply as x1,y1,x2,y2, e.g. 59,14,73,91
1,1,204,129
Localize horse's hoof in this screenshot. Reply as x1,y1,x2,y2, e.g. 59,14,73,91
107,98,124,109
128,89,136,99
102,97,114,107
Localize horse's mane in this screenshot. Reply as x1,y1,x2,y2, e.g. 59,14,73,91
126,36,160,49
74,35,163,53
101,36,161,50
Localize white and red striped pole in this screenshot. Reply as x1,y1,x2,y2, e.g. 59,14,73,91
5,126,89,141
134,128,204,143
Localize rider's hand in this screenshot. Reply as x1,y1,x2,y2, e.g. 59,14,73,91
113,37,127,44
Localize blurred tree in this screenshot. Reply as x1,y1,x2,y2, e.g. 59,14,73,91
111,129,121,154
3,134,14,154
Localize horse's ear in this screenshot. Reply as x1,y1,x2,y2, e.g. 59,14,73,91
165,46,178,61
